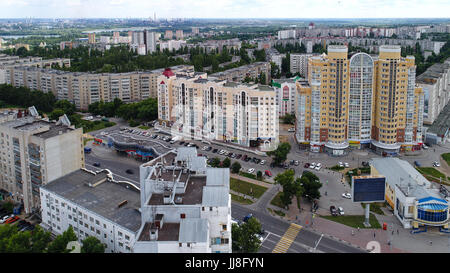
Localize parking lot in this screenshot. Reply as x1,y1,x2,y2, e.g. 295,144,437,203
0,203,37,232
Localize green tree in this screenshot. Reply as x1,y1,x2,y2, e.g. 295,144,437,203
210,157,221,168
231,217,262,253
222,157,231,168
47,226,78,253
48,108,65,121
301,172,322,201
256,170,263,180
81,236,105,253
231,161,242,174
281,113,296,125
2,201,14,214
274,169,304,208
30,226,52,253
267,142,291,165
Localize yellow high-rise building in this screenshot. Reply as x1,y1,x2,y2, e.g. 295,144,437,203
295,45,424,155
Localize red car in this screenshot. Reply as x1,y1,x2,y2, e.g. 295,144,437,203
5,216,19,224
265,170,272,177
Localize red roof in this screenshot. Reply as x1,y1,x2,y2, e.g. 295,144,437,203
162,68,174,78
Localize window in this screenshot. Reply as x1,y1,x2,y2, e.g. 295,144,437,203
119,242,123,247
180,214,186,219
118,231,123,237
222,225,227,231
125,235,130,240
96,220,100,225
179,243,182,247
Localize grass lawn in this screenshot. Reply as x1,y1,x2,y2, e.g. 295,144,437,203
268,208,286,217
138,125,150,130
361,203,385,215
230,178,268,199
442,153,450,166
320,213,381,229
83,138,94,146
417,167,447,180
270,192,285,209
231,193,254,205
329,165,345,171
239,171,257,180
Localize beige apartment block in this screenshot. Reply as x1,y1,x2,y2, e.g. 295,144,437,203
157,69,279,151
0,109,84,214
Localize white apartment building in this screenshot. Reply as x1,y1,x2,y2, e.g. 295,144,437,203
159,40,187,52
416,59,450,125
272,78,298,117
0,108,84,214
40,168,141,253
278,29,296,40
158,70,279,151
290,53,314,77
134,147,231,253
270,53,285,71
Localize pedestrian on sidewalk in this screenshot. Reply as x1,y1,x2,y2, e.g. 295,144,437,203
373,232,376,238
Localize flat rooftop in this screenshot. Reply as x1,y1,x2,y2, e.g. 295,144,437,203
138,222,180,241
14,120,74,139
43,169,141,232
427,102,450,137
148,176,206,205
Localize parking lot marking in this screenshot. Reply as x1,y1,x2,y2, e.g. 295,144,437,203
272,223,302,253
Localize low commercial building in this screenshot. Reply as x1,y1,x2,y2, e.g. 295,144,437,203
209,62,271,85
371,158,450,232
134,147,232,253
40,168,141,253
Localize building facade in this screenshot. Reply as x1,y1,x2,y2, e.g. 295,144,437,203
290,53,314,77
158,69,279,151
0,108,84,214
295,45,424,155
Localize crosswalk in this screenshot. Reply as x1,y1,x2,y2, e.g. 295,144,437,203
272,223,302,253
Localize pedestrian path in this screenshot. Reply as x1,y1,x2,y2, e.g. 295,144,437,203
272,223,302,253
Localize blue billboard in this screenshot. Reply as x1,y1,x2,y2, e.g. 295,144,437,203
352,176,386,203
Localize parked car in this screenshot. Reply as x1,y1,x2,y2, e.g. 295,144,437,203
338,207,345,215
260,160,266,165
361,161,369,167
310,163,316,169
125,169,134,174
0,214,13,224
304,163,310,168
342,192,352,199
265,170,272,177
206,147,212,151
179,141,185,145
244,157,252,162
5,216,19,224
236,154,242,159
169,140,176,144
212,149,218,153
330,206,338,216
288,127,295,132
243,213,253,222
338,162,344,167
248,168,255,174
202,146,208,151
93,162,101,167
422,144,429,149
315,165,321,171
294,160,299,166
414,161,421,167
344,162,349,168
433,161,441,167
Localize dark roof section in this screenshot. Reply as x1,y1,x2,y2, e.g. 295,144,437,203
427,102,450,137
42,169,141,232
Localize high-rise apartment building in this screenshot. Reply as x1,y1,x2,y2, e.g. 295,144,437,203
157,69,279,151
290,53,315,77
165,30,173,39
295,45,424,155
0,108,84,214
192,27,200,36
277,29,296,40
88,33,96,44
175,30,184,40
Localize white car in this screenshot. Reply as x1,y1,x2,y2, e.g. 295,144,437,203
202,146,208,151
338,207,344,215
219,150,225,155
315,165,321,171
256,234,264,242
342,193,352,199
338,162,344,167
344,162,349,168
248,168,255,174
422,144,429,149
288,127,295,132
310,162,316,169
0,214,13,224
260,160,266,165
433,161,441,167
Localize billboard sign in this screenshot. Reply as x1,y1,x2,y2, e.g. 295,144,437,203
352,175,386,203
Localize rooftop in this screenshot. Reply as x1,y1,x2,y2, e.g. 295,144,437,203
427,102,450,137
42,169,141,232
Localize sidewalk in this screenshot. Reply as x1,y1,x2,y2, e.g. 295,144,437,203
230,173,273,188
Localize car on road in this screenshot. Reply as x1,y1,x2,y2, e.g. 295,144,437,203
0,214,13,224
265,170,272,177
125,169,134,174
93,162,101,167
248,168,255,174
260,160,266,165
243,213,253,222
422,144,429,149
330,206,338,216
342,192,352,199
304,163,310,168
338,207,344,215
433,161,441,167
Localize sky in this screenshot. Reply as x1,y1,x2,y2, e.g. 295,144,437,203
1,0,449,19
